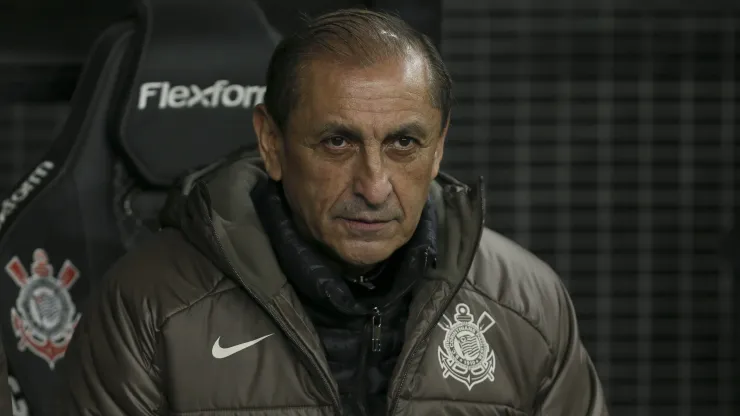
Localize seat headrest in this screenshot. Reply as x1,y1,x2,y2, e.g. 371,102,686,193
117,0,279,187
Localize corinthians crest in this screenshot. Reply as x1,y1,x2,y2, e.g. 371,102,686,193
437,303,496,390
5,249,81,369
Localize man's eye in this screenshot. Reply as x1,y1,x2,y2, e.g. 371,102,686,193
324,136,349,149
393,136,417,150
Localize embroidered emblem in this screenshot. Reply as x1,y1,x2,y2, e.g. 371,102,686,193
5,249,81,369
437,303,496,390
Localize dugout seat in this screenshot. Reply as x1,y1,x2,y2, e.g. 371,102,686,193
0,0,279,414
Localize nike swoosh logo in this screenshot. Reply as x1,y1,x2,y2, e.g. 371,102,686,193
211,334,273,359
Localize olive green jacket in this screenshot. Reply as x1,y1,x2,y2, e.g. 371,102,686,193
60,153,608,415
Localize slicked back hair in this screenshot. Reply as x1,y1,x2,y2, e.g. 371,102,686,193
263,8,452,133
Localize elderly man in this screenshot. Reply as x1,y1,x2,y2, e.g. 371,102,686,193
60,8,608,416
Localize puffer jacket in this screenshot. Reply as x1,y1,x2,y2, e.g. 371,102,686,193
59,153,609,416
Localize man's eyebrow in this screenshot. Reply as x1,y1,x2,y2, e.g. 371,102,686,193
315,122,363,141
314,121,430,140
387,122,429,139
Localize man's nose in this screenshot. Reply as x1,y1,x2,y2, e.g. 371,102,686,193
352,149,392,207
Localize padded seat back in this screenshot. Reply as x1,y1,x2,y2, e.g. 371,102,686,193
0,1,278,414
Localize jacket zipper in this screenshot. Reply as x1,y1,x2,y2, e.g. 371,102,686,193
206,213,342,415
388,189,485,414
325,290,384,415
371,307,382,353
355,307,383,416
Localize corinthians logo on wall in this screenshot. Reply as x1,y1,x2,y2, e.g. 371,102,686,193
437,303,496,390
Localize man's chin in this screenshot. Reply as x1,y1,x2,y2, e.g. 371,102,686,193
333,240,399,266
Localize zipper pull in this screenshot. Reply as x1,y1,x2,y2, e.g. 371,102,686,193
371,307,382,353
357,275,375,290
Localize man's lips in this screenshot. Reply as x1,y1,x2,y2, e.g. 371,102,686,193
339,218,393,232
341,217,393,223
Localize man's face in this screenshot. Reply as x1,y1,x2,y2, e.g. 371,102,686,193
255,54,447,266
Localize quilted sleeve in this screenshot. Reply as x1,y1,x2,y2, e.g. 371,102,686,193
57,268,162,416
534,280,609,416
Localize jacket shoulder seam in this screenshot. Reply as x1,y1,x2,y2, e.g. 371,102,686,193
464,282,555,356
158,274,233,329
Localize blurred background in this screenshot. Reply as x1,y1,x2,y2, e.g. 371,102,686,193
0,0,737,415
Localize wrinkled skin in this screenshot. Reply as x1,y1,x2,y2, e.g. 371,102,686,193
254,53,448,267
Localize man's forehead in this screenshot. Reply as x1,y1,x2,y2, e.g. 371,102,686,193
290,56,438,130
301,55,431,102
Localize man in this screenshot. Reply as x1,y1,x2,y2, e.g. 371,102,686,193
60,9,608,416
0,338,12,415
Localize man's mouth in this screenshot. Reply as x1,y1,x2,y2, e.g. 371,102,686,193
339,218,392,232
344,217,390,223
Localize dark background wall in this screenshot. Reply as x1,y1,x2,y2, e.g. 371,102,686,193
441,0,738,414
0,0,737,414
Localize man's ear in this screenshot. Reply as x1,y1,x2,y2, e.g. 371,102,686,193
253,104,283,181
431,115,449,179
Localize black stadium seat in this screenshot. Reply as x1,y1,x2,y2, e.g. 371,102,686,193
0,0,279,414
